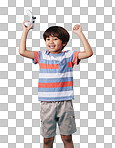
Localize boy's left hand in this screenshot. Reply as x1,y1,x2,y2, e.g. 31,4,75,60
73,24,82,35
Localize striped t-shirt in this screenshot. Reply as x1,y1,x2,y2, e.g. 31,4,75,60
32,50,80,102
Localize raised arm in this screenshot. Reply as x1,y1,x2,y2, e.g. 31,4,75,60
19,21,34,59
73,24,93,60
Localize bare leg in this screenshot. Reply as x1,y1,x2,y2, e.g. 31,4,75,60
61,135,74,148
43,137,54,148
43,143,53,148
64,141,74,148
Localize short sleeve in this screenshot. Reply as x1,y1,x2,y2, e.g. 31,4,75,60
72,51,81,65
32,51,39,64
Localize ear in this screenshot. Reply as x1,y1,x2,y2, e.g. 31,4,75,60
62,42,67,47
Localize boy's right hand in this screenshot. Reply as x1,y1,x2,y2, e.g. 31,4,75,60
22,21,33,33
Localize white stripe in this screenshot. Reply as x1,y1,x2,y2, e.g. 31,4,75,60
38,91,73,97
39,71,73,78
42,51,64,61
42,50,74,62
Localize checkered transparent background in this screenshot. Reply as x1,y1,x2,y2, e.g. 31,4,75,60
0,0,115,148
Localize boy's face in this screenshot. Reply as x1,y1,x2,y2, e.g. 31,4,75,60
45,36,66,54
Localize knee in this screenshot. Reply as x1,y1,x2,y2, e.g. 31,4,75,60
44,137,54,145
61,135,72,143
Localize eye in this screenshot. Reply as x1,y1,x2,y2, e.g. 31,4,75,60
54,38,58,40
46,38,50,41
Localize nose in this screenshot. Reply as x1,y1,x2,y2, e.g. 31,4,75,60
49,39,53,43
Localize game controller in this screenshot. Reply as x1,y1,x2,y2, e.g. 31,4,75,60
24,10,36,29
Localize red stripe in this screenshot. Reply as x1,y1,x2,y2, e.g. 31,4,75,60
68,62,73,68
38,81,73,88
34,51,39,64
39,63,59,69
73,51,79,65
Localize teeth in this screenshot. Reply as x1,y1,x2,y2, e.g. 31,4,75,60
49,46,55,48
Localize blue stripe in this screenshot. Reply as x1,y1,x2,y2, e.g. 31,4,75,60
38,86,73,92
38,77,73,83
38,96,74,101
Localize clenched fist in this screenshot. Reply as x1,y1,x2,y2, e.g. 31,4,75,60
73,24,82,35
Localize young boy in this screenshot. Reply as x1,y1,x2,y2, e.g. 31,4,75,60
19,21,93,148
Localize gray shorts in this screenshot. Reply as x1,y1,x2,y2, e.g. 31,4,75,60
40,100,77,138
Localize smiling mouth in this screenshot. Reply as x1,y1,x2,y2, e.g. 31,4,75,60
49,46,55,49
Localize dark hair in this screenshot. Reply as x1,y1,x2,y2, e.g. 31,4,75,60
43,26,70,49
